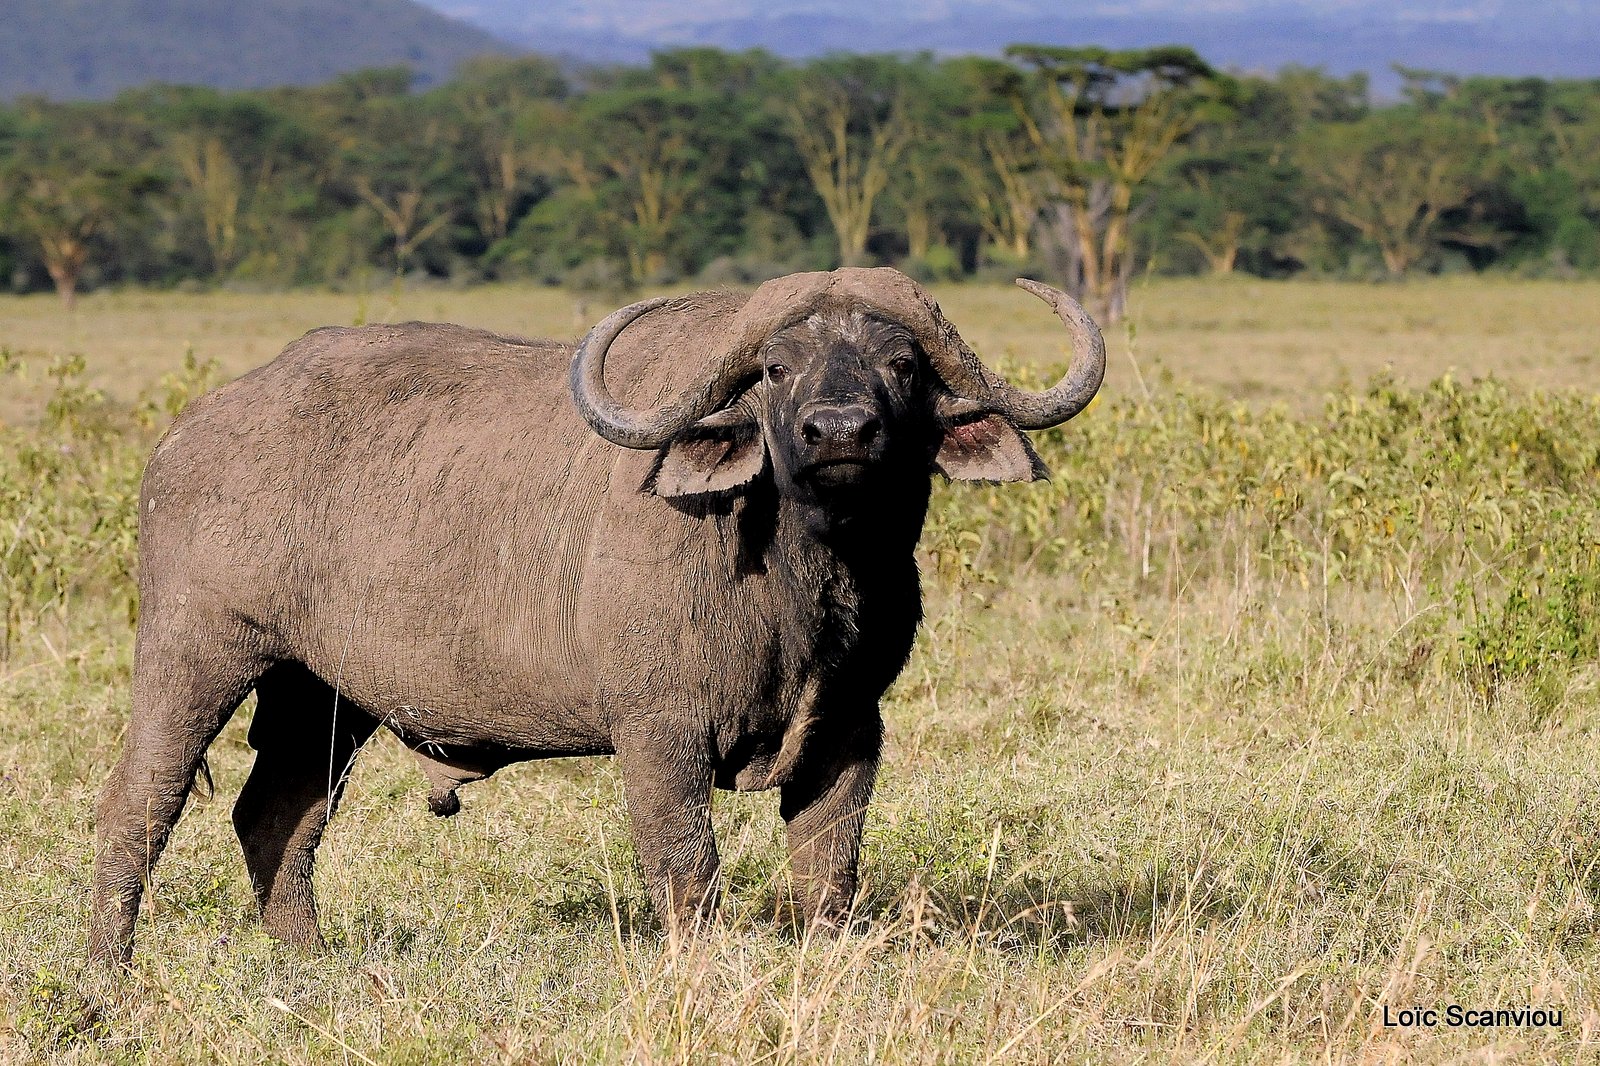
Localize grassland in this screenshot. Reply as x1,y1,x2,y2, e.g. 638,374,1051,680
4,275,1599,423
4,276,1600,1063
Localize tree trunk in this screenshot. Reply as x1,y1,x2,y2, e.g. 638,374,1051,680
905,204,933,260
1179,211,1245,275
49,265,79,310
788,88,907,270
41,235,87,311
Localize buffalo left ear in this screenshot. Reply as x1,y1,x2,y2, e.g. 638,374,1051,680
934,401,1048,482
649,405,767,498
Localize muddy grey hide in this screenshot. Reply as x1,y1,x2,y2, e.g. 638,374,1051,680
88,267,1105,964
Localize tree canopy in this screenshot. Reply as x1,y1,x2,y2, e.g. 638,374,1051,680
1,50,1596,309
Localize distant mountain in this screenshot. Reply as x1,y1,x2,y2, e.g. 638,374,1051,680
426,0,1600,89
0,0,516,100
4,0,1590,102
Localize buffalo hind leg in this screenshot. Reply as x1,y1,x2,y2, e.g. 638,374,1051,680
90,632,263,966
780,716,882,928
232,664,378,950
615,726,720,935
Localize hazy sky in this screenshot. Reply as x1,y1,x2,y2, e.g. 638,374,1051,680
423,0,1599,85
432,0,1590,29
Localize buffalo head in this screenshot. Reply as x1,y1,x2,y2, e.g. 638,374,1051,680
569,268,1104,527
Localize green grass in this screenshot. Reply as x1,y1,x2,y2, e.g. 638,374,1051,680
4,278,1600,1062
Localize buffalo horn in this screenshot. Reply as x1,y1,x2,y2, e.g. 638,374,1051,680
569,296,759,449
920,279,1106,430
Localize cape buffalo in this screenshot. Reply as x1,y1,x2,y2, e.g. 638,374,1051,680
88,267,1103,964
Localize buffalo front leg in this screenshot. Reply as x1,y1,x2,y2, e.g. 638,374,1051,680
232,665,378,950
614,727,720,934
780,718,881,928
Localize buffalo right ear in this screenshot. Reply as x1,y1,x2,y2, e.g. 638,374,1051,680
648,406,767,498
932,395,1048,483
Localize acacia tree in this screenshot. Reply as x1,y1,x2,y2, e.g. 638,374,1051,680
0,108,161,308
934,57,1047,267
786,59,910,267
1538,82,1600,267
600,99,697,281
448,57,569,245
1159,148,1300,277
956,131,1042,263
141,85,339,284
1275,65,1370,125
1398,71,1600,270
874,58,971,269
342,95,464,275
1176,181,1246,274
895,131,942,261
1298,112,1478,276
354,173,453,274
569,84,725,282
171,133,243,273
506,52,772,288
1006,45,1222,320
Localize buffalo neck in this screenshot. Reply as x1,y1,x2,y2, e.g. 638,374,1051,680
765,474,929,576
751,476,929,666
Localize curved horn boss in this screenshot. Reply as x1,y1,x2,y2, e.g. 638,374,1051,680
569,270,1106,451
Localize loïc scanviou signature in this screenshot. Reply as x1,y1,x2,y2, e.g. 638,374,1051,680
1382,1004,1564,1029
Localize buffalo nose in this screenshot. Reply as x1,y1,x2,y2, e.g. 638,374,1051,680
801,406,881,450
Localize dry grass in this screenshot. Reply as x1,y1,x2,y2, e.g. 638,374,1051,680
3,276,1598,424
3,276,1600,1063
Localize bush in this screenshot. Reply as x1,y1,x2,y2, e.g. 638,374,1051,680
0,351,216,657
925,370,1600,702
901,244,962,284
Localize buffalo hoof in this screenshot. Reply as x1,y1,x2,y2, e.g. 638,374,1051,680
427,787,461,817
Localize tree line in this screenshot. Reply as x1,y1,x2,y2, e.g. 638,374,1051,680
1,47,1596,319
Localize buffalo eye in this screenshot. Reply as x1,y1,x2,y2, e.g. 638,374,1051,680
888,352,916,380
766,363,790,383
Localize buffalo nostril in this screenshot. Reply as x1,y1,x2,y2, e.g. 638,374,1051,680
802,406,878,451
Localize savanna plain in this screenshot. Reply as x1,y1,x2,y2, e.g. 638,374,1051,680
5,276,1600,1064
